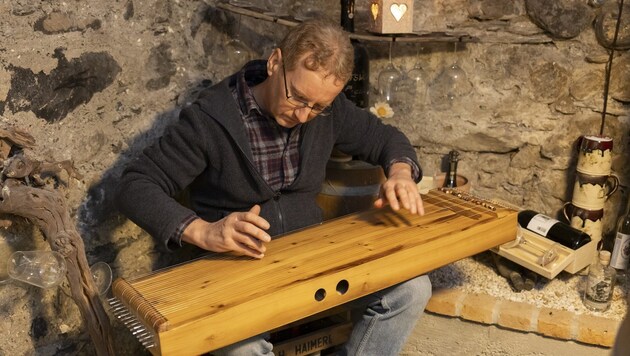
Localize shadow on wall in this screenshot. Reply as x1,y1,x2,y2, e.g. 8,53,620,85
73,4,283,276
76,76,215,266
73,5,282,274
0,48,121,122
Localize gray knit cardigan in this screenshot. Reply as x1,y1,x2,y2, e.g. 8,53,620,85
115,73,421,250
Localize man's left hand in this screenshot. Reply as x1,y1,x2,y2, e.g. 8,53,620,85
373,162,425,215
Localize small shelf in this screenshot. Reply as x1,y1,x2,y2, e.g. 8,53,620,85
216,3,477,43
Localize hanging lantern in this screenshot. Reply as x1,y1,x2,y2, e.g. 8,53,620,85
369,0,414,34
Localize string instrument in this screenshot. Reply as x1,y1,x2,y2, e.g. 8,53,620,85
109,188,518,355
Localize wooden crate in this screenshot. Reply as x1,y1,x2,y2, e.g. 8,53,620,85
494,228,597,278
271,309,352,356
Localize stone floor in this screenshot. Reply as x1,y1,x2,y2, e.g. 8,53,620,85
402,312,612,356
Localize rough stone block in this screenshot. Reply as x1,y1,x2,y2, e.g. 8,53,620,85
460,293,496,324
576,314,620,347
538,307,573,340
497,299,536,332
426,288,465,317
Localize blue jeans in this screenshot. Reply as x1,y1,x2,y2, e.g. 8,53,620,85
212,275,432,356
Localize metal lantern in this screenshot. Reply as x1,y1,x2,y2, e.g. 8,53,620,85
369,0,414,34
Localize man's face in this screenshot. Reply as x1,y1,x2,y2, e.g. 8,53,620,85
269,51,344,128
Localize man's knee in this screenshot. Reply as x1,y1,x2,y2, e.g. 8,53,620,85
211,333,272,356
405,274,432,307
383,274,432,312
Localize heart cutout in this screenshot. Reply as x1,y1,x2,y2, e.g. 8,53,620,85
390,3,407,22
371,3,379,21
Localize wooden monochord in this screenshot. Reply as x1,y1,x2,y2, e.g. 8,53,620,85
110,189,518,355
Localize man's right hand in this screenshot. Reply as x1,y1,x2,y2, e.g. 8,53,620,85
181,205,271,259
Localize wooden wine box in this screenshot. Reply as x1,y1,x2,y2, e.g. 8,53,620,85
563,240,597,274
493,228,597,278
368,0,414,34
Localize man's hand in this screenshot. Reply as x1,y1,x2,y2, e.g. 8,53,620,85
181,205,271,259
373,162,425,215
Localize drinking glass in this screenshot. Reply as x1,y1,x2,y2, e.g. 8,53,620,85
212,15,254,71
377,42,401,103
90,261,113,296
502,227,560,267
8,250,66,288
393,68,414,113
7,250,113,295
406,58,428,104
428,44,471,110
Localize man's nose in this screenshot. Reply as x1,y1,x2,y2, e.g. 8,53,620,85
294,107,311,123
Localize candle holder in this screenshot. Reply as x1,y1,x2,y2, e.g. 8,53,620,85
368,0,413,34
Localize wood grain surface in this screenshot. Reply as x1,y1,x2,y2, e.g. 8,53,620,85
112,189,518,355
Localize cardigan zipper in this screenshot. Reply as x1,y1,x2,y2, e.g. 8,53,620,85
273,192,283,232
231,140,288,234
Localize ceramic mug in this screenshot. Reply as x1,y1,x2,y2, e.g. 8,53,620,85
576,135,613,175
571,172,619,210
563,202,603,246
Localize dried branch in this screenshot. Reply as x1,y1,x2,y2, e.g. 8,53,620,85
0,126,114,355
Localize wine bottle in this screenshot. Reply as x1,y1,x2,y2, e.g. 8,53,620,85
517,210,592,250
583,250,616,311
442,150,460,188
611,197,630,271
340,0,369,108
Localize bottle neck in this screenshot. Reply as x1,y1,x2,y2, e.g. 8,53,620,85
447,150,459,174
448,161,458,173
340,0,355,33
599,251,612,267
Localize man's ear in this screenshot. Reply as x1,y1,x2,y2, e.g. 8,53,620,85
267,48,282,76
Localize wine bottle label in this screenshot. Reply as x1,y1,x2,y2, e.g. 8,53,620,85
526,214,558,236
611,232,630,270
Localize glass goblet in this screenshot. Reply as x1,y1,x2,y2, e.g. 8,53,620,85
8,250,66,288
225,38,254,71
428,61,471,110
377,63,401,103
7,250,112,295
406,62,428,105
90,261,113,296
393,69,415,113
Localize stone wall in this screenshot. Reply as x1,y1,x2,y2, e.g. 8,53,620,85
0,0,628,354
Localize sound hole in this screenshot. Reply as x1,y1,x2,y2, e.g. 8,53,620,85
314,288,327,301
336,280,349,295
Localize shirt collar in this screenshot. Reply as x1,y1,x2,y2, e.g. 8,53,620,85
234,60,268,116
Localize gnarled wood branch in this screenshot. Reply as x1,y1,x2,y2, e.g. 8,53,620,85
0,125,114,355
0,180,115,355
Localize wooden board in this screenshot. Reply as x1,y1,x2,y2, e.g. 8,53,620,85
111,189,518,355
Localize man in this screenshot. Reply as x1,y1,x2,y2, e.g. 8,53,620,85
115,19,431,355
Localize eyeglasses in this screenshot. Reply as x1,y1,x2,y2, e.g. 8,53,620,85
281,58,332,117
